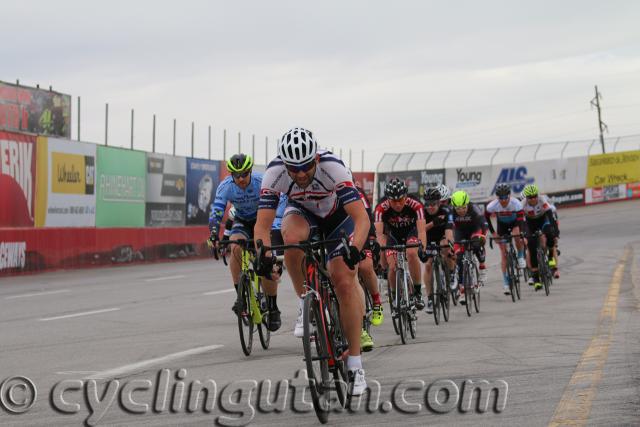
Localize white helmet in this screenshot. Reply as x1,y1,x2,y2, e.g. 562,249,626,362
437,184,451,201
278,127,318,166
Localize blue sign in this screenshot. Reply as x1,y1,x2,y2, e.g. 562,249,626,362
186,158,220,225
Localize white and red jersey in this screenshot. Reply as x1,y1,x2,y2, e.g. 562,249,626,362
523,195,553,219
485,197,525,224
258,150,360,218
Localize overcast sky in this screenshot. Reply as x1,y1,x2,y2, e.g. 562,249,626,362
3,0,640,169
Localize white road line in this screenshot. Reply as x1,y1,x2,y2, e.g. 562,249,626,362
55,371,99,375
203,289,236,296
39,308,121,322
86,345,224,379
5,289,70,300
144,275,186,282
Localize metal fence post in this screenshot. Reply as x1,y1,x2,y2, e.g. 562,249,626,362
533,143,541,160
238,132,241,154
441,150,451,168
208,125,211,160
512,146,523,163
613,137,621,152
130,109,134,150
560,141,569,158
152,114,156,153
349,149,352,168
252,134,255,161
77,96,81,141
191,121,195,158
172,119,176,156
465,149,475,167
265,136,269,165
423,152,434,169
223,129,227,161
104,103,109,146
489,148,499,165
361,149,364,172
588,139,596,155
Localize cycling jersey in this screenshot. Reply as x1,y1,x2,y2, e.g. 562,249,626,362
485,197,525,235
259,150,360,217
209,172,263,231
374,196,424,239
357,186,376,239
424,205,454,243
523,195,554,219
452,202,484,235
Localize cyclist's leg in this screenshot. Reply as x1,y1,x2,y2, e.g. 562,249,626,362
281,206,313,298
497,222,511,290
406,231,425,308
228,224,250,312
359,254,383,326
263,228,283,331
386,233,399,293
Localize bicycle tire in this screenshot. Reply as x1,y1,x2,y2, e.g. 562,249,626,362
328,294,348,408
303,293,330,423
362,282,373,335
389,280,400,335
513,254,522,300
441,261,451,321
538,248,550,296
472,261,480,313
257,291,271,350
396,268,407,344
237,274,253,356
433,262,442,325
508,254,517,303
463,262,472,317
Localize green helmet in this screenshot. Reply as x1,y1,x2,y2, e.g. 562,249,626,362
522,184,539,198
227,153,253,173
451,190,470,207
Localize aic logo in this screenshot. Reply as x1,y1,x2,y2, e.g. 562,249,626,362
492,167,534,194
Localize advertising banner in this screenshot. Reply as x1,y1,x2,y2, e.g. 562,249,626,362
186,158,220,225
586,150,640,187
377,169,445,202
351,172,375,204
627,182,640,199
446,166,495,202
519,157,587,194
0,130,36,226
547,189,585,207
146,153,186,226
96,146,146,227
0,81,72,138
34,137,96,227
585,184,627,204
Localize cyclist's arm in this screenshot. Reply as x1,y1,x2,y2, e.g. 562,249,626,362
484,210,496,235
417,218,427,248
344,199,369,252
209,178,231,232
254,208,276,252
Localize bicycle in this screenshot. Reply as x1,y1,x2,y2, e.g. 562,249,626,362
424,242,453,325
359,274,375,339
216,239,271,356
455,240,481,316
380,242,421,345
489,234,525,302
531,230,552,296
256,236,351,423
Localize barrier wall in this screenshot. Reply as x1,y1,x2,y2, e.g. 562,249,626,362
0,226,209,275
0,130,36,227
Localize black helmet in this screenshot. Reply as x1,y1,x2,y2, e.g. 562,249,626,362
424,187,441,203
495,183,511,197
385,179,408,200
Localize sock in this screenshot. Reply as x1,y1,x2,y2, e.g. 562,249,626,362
267,295,278,311
233,283,238,294
348,355,362,371
372,293,381,306
413,284,422,295
428,293,433,301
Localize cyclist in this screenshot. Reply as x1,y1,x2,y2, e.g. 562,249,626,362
521,184,559,290
374,179,427,310
207,154,284,332
485,183,527,295
450,190,487,304
254,127,370,395
420,187,455,313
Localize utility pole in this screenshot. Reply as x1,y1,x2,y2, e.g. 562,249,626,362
590,85,608,154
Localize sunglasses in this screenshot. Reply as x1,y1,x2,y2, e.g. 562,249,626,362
498,195,510,201
231,171,251,179
425,201,439,207
526,195,538,199
285,160,315,174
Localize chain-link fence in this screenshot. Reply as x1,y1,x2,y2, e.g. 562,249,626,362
376,134,640,172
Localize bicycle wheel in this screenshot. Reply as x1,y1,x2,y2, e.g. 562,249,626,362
433,263,442,325
441,261,451,321
257,291,271,350
389,279,400,335
538,249,550,296
328,293,348,408
302,293,330,423
463,263,472,317
472,262,480,313
507,255,517,303
362,283,373,335
396,269,407,344
409,306,417,339
512,253,522,301
237,274,253,356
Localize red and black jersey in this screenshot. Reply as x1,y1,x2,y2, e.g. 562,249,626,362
374,196,425,237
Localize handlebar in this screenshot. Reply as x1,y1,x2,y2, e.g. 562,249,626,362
379,242,423,251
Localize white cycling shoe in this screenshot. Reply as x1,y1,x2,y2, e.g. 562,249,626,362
349,369,367,396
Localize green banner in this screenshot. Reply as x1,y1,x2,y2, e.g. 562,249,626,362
96,146,146,227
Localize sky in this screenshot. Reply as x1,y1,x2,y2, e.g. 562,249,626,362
3,0,640,170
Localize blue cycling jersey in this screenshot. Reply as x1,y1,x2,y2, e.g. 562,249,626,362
209,173,263,230
209,173,287,231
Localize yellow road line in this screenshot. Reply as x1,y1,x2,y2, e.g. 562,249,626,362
548,247,630,427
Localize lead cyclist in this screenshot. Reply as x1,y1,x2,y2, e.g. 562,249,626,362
254,127,371,396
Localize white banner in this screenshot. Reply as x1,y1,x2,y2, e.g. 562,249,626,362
35,137,96,227
519,157,588,194
446,166,495,202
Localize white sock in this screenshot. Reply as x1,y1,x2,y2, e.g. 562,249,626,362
348,355,362,371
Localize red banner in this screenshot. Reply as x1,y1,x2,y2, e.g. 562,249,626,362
0,131,36,226
352,172,375,204
0,226,210,276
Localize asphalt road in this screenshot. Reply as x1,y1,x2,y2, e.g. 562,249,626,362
1,200,639,426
